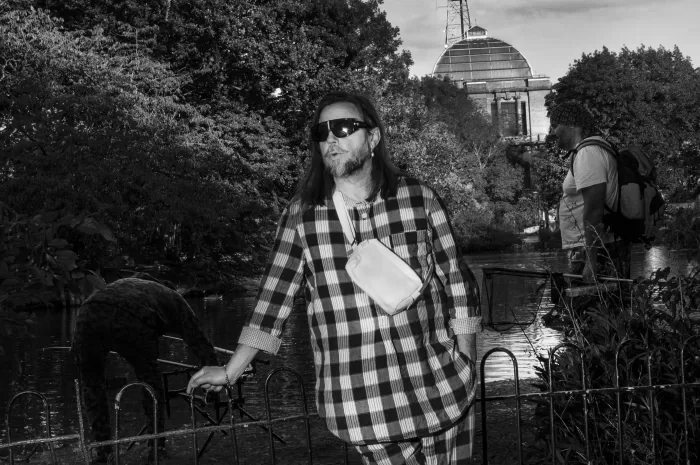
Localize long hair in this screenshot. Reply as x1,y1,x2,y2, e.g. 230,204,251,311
294,91,402,207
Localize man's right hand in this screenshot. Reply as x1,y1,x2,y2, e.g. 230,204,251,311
186,343,260,395
186,366,227,394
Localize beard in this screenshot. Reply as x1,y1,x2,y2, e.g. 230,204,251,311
323,144,372,178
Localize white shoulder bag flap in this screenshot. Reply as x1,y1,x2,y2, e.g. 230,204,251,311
332,191,434,315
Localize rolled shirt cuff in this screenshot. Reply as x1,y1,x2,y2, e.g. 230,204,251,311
450,316,483,334
238,326,282,355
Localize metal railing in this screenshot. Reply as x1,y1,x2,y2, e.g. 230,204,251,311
478,336,700,465
3,344,700,464
1,361,352,465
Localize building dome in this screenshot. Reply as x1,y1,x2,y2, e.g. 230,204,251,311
432,26,533,83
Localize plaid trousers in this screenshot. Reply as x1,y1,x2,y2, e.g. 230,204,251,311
354,403,475,465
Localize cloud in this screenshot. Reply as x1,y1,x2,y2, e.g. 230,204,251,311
381,0,700,80
389,10,444,53
474,0,657,20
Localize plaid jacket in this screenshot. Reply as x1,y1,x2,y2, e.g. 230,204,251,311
239,177,481,444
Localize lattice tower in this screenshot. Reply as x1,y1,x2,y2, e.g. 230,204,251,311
440,0,471,47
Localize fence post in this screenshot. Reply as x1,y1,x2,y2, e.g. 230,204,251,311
5,391,57,465
548,342,585,464
225,386,241,465
479,347,522,465
113,381,159,465
188,392,200,465
647,345,656,465
264,367,311,465
680,335,700,465
74,379,91,464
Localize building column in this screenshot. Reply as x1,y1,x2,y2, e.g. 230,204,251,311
491,93,500,129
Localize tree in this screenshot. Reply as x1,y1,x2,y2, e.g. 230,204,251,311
546,45,700,200
380,77,528,245
1,1,415,270
25,0,412,139
0,9,293,268
531,146,568,224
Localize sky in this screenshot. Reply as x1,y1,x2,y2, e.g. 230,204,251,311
380,0,700,83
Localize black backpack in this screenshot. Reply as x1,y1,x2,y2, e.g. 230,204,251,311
570,139,665,246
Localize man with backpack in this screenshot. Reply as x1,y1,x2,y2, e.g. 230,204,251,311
548,101,631,282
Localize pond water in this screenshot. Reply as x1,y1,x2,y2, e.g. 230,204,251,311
0,245,692,463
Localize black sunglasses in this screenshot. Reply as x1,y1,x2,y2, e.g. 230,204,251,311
311,118,372,142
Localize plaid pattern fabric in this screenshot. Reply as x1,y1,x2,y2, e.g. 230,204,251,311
239,177,481,444
354,405,474,464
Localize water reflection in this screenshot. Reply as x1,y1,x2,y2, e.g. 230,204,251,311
642,245,693,277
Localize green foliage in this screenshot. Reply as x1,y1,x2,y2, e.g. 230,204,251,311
0,202,118,358
382,77,527,248
1,2,534,277
0,8,294,268
659,204,700,259
546,45,700,200
534,265,700,464
0,203,115,311
531,146,568,214
27,0,412,147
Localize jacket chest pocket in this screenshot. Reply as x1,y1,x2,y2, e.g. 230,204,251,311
386,229,432,275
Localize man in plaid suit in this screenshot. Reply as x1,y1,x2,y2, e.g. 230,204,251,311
188,91,482,464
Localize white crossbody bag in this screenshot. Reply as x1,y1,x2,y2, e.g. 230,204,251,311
332,191,434,315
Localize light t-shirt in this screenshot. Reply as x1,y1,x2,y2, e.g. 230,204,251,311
558,137,618,249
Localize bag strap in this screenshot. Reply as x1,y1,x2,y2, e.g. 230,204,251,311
332,191,357,246
333,190,437,298
570,138,617,176
569,138,620,215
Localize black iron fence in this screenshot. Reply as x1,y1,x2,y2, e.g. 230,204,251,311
3,343,700,464
4,264,700,464
479,337,700,464
1,360,351,465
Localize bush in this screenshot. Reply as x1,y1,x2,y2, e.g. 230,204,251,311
0,203,114,311
461,226,522,253
533,264,700,464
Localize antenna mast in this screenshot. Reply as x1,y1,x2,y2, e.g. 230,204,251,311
445,0,471,46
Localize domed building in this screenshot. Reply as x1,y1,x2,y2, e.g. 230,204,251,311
432,25,551,142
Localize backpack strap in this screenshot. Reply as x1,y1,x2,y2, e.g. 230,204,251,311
569,138,620,215
569,138,617,175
